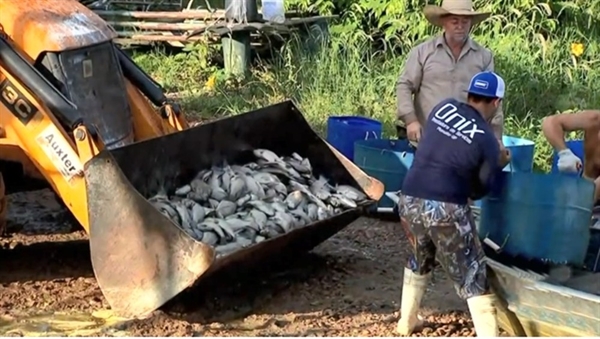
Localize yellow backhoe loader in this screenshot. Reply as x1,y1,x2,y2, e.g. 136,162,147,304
0,0,383,318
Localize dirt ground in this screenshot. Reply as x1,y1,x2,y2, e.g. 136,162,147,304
0,189,484,337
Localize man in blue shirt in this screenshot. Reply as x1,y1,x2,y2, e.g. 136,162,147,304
395,71,511,337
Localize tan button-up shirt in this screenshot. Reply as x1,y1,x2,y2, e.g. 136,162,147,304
396,35,503,138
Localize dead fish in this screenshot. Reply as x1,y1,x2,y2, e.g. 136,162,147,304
229,173,246,200
196,169,212,181
175,184,192,196
235,193,253,206
335,185,367,202
271,201,288,214
210,186,228,201
246,200,275,216
223,217,253,231
265,188,278,199
216,219,237,239
253,172,280,186
191,227,204,240
215,241,243,256
244,162,261,171
173,203,194,230
190,178,212,201
254,149,281,163
201,231,219,245
221,167,233,193
285,190,304,209
289,180,328,209
306,203,319,221
290,208,312,225
273,211,294,232
331,193,357,209
208,198,220,209
317,206,329,221
310,176,331,201
184,200,209,223
208,172,222,191
231,165,253,175
249,209,268,228
243,174,266,199
238,227,258,240
236,236,253,248
215,200,237,218
152,200,179,221
272,182,288,196
285,159,312,174
200,219,226,239
258,164,293,179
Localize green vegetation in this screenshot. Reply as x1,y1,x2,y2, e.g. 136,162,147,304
132,0,600,172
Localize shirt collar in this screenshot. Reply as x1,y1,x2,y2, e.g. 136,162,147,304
463,102,485,119
435,34,478,51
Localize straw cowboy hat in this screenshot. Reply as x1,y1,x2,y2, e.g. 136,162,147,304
423,0,491,27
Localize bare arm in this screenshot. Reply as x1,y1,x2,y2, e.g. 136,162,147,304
541,110,600,151
396,47,422,125
484,54,504,139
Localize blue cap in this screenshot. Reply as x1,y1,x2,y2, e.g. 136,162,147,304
466,71,505,99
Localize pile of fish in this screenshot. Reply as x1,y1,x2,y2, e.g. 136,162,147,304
149,149,369,257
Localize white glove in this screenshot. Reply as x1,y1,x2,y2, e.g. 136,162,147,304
557,149,582,173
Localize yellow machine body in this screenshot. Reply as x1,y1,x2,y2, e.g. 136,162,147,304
0,0,385,319
0,0,214,317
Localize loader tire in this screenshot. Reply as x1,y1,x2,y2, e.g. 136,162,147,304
0,172,6,235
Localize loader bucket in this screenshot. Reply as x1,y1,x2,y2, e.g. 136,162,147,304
84,100,384,318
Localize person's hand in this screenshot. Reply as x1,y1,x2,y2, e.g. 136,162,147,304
557,149,582,173
499,148,511,167
406,121,422,144
396,123,407,139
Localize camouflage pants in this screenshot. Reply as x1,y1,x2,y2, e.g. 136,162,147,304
398,194,488,300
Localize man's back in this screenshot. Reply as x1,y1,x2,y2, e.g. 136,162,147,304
402,98,499,205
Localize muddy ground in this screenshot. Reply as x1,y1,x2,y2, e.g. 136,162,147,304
0,189,485,337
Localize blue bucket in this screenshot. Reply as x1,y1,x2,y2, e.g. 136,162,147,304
353,139,414,209
502,135,535,172
473,135,535,207
478,171,594,265
326,116,382,161
551,139,585,175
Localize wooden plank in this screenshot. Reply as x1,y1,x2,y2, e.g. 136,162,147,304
93,9,335,22
110,1,182,6
107,21,209,30
115,31,214,41
185,16,337,37
93,9,226,19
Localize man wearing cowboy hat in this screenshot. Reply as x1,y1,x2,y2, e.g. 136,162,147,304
395,0,504,147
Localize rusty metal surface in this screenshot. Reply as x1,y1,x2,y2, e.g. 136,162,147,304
86,100,382,317
85,152,215,318
1,0,117,58
486,255,600,337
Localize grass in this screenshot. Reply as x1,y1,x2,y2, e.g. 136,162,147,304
132,25,600,173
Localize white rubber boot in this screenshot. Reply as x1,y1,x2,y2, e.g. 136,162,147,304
396,267,431,335
467,294,499,337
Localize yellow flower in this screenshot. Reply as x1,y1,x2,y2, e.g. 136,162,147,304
205,74,217,90
571,42,584,57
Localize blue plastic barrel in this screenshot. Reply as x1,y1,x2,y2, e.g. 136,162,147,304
473,135,535,207
326,116,382,161
551,139,585,175
478,171,594,265
502,135,535,172
353,139,414,208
